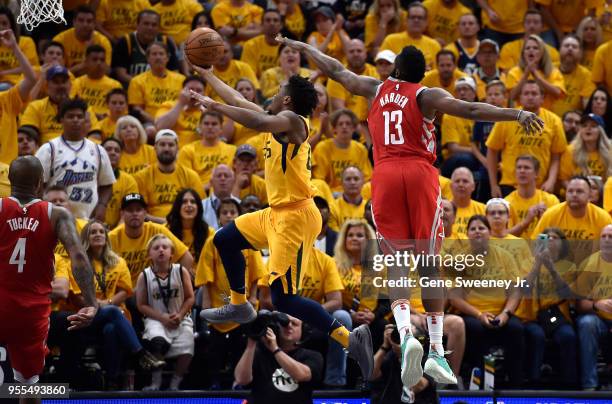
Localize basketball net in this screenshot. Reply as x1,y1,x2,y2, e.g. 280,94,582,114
17,0,66,32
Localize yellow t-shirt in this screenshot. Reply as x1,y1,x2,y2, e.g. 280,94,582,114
439,175,453,201
307,31,347,66
205,60,259,102
422,0,472,45
380,32,441,69
70,75,123,116
532,202,612,241
329,195,367,230
128,70,186,118
311,178,341,231
327,64,379,122
0,85,24,164
210,1,264,43
153,0,204,45
240,35,280,78
339,265,379,312
260,67,313,100
592,41,612,91
551,65,596,117
177,140,236,186
490,234,534,276
53,28,112,68
441,114,474,160
498,39,560,72
575,251,612,321
55,218,88,258
155,102,202,148
283,5,306,39
238,174,268,205
0,162,9,197
421,69,467,94
297,248,344,303
604,176,612,214
596,3,612,43
109,222,189,284
195,236,265,332
364,10,408,51
118,144,157,175
505,67,566,110
0,36,39,85
535,0,603,33
97,0,150,38
481,0,529,34
132,164,203,218
452,199,486,235
582,48,596,71
486,108,567,186
106,170,139,229
312,139,372,192
559,144,607,182
505,189,560,238
20,98,101,144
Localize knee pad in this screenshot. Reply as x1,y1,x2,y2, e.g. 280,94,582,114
147,337,170,356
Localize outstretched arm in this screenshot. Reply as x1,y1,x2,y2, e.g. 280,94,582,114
277,35,381,100
419,87,545,135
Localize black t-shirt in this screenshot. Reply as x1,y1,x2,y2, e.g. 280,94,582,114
248,345,323,404
111,32,180,76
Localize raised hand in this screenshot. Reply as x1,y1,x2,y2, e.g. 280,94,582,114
275,34,306,51
517,110,545,135
190,90,215,110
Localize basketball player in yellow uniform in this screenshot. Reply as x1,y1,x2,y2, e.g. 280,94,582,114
190,66,373,381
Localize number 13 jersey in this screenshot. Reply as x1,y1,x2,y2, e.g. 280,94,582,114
367,79,437,166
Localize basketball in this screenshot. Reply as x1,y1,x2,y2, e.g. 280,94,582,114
184,27,225,67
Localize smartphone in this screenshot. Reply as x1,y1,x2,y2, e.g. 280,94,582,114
537,233,549,249
490,318,500,327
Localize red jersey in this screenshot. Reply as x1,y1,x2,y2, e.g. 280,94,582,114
0,197,57,306
367,79,436,165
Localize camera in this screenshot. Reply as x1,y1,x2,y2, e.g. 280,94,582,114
246,310,290,339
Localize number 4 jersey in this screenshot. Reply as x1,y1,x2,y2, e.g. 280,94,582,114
0,198,57,305
367,79,437,166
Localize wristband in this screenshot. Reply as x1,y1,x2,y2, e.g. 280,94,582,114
272,348,282,355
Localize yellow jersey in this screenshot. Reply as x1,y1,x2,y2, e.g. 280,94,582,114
592,41,612,91
177,140,236,186
551,65,596,117
0,85,24,164
499,38,560,72
205,60,259,102
70,75,123,116
105,170,138,229
452,199,486,235
118,144,157,175
153,0,204,45
128,70,186,118
96,0,150,38
327,64,379,121
53,28,112,68
0,36,39,85
240,34,280,78
380,32,441,69
312,139,372,192
422,0,472,45
155,102,202,148
505,189,560,238
575,251,612,321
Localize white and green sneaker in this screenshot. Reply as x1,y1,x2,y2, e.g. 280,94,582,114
424,351,457,384
400,334,423,389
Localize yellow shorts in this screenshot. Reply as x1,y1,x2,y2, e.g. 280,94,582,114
235,199,322,294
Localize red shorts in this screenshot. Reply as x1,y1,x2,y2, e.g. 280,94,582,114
371,161,444,255
0,293,50,382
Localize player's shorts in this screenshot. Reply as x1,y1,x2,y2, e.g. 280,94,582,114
0,294,50,382
235,198,322,294
371,160,444,256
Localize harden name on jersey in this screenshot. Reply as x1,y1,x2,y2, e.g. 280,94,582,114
377,91,409,108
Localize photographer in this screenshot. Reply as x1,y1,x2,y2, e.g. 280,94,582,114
234,314,324,404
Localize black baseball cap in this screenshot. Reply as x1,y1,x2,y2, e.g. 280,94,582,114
121,193,147,209
581,113,606,130
236,144,257,158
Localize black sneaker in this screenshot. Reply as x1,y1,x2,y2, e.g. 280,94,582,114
138,349,165,371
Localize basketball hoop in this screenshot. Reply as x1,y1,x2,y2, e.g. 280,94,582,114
17,0,66,32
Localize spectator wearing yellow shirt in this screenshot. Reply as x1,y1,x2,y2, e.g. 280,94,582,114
574,224,612,389
486,81,567,197
444,13,480,75
240,10,282,78
422,0,471,47
478,0,528,46
552,36,596,118
70,45,122,119
207,40,259,102
313,109,373,193
327,39,378,124
98,89,128,140
307,6,351,65
472,40,506,101
329,166,367,231
102,137,139,229
505,155,560,238
450,167,486,235
576,16,603,71
153,0,204,45
210,0,263,44
0,29,36,165
440,198,465,239
363,0,407,58
94,0,150,43
28,41,72,101
0,7,38,88
562,110,582,142
585,89,612,135
128,42,186,139
115,115,157,175
535,0,601,46
17,125,40,157
177,110,236,191
440,175,453,201
260,44,313,100
596,0,612,42
559,114,611,188
506,35,566,111
133,130,203,223
591,42,612,96
53,6,112,77
421,50,466,94
231,144,268,205
441,77,480,177
498,9,560,72
380,2,441,69
155,75,205,148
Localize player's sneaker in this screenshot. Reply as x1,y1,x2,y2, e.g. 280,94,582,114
347,324,374,380
400,334,423,388
424,351,457,384
200,302,257,324
138,349,165,371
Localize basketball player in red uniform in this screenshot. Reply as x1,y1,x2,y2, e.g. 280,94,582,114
0,156,98,392
277,36,544,388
